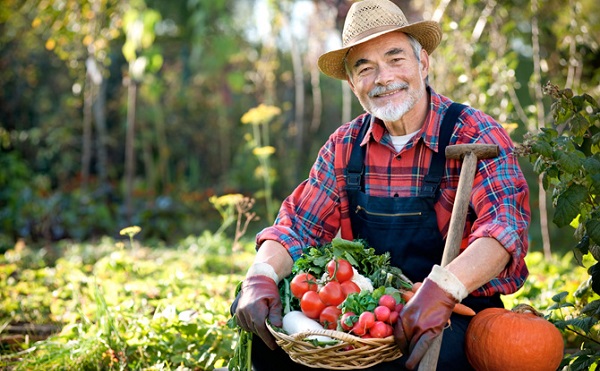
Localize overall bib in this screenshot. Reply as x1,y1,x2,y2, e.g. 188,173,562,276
250,104,502,370
345,103,463,284
343,102,501,370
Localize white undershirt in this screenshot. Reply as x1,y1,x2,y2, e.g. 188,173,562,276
390,130,420,152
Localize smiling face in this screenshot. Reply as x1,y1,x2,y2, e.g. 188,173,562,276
345,32,430,134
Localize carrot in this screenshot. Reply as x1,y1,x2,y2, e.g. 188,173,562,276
411,282,422,292
453,303,476,316
401,290,414,303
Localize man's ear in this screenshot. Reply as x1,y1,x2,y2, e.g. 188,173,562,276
420,49,430,77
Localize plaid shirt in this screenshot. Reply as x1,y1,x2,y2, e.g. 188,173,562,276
257,88,530,296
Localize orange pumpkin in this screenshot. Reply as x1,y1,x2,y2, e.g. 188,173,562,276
465,304,564,371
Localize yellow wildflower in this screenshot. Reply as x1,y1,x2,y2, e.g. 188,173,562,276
209,194,244,208
501,122,519,134
252,146,276,157
241,104,281,125
119,226,142,237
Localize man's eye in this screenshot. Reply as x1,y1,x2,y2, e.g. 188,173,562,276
358,67,372,75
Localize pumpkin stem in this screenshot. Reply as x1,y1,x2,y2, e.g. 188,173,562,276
511,303,544,317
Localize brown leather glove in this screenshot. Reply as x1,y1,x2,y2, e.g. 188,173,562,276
394,278,457,369
234,275,282,350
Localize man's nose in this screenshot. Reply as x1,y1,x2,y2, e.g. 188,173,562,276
374,65,395,86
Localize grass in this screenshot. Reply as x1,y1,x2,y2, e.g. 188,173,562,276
0,232,255,370
0,232,594,370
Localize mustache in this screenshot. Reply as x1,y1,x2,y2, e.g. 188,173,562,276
368,82,409,98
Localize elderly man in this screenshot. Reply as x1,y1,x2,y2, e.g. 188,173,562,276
233,0,530,370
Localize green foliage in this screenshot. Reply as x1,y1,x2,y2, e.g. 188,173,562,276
1,0,599,249
122,7,163,81
0,233,255,370
502,252,589,311
0,240,597,370
520,82,600,369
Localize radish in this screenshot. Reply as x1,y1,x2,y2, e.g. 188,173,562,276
358,311,376,330
374,305,391,322
379,294,397,311
369,321,392,338
340,311,357,331
282,311,333,342
388,310,399,325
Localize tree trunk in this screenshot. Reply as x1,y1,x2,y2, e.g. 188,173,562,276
125,79,138,224
531,0,552,259
341,82,352,124
93,79,109,190
82,73,93,189
141,118,156,195
289,20,305,182
153,102,170,192
308,1,333,135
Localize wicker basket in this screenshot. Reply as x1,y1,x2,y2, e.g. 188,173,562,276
266,321,402,369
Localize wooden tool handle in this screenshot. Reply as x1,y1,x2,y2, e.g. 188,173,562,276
445,144,499,160
441,151,479,266
417,150,482,371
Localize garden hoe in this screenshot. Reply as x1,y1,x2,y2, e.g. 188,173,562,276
417,143,499,371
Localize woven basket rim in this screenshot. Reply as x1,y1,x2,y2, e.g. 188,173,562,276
266,321,403,369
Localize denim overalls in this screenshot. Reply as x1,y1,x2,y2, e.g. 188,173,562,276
344,104,464,284
250,104,501,371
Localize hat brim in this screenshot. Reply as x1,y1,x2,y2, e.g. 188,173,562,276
318,21,442,80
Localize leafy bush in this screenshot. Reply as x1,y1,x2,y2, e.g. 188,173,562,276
520,82,600,369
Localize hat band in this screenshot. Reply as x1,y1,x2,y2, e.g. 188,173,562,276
344,24,404,47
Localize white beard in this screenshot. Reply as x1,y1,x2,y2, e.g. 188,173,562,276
370,97,413,122
361,80,425,122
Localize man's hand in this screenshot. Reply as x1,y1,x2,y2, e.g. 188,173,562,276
234,275,282,350
394,265,468,369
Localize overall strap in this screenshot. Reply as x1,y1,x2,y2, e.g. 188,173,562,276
344,103,466,195
421,102,466,198
345,114,371,192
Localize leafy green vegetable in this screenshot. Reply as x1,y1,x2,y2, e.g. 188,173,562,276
341,291,379,315
293,238,410,290
229,238,411,369
227,281,253,371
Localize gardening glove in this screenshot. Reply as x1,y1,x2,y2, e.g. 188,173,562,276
394,265,468,370
234,264,282,350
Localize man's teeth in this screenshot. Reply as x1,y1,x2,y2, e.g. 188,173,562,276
378,90,397,97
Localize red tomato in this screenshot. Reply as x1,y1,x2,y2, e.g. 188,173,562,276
374,305,391,323
300,291,326,319
326,259,354,282
340,280,361,297
369,321,392,338
358,311,376,330
290,273,318,299
319,305,342,330
319,281,345,306
378,294,397,311
340,311,357,331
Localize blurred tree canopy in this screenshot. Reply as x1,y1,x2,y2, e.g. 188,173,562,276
0,0,598,250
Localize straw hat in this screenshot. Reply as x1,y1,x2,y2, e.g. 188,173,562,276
318,0,442,80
